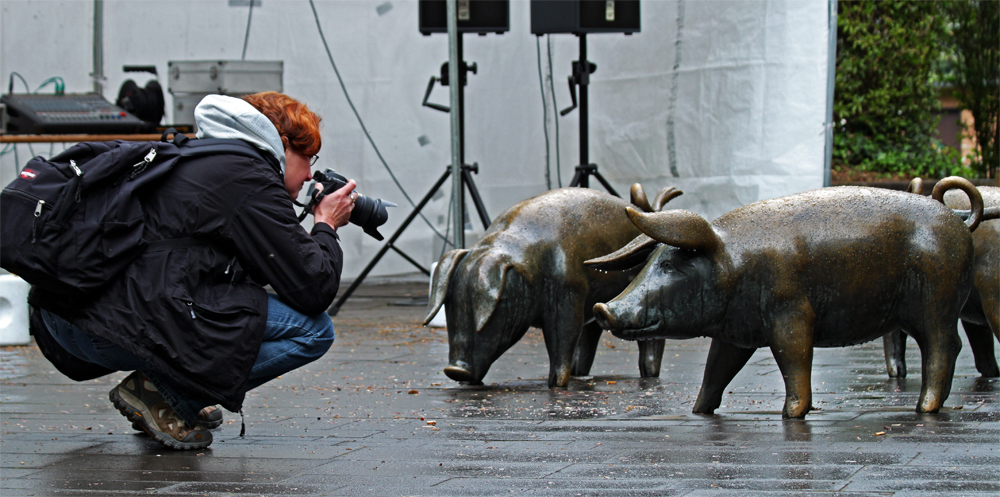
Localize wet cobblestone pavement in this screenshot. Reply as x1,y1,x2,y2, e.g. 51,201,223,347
2,282,998,496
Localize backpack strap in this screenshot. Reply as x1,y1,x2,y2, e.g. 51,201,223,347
161,127,182,143
163,130,280,172
178,138,267,161
181,137,282,173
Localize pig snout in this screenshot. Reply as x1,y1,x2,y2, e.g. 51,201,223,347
444,361,475,382
593,303,617,330
444,360,484,385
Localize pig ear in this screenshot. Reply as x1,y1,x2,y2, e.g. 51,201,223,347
907,177,923,195
630,184,654,212
652,187,683,211
473,254,520,333
627,207,722,253
631,184,684,212
423,249,469,325
585,234,659,271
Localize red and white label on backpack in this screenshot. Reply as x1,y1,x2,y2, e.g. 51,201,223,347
19,168,37,180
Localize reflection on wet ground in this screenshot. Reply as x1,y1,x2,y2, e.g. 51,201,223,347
2,282,998,496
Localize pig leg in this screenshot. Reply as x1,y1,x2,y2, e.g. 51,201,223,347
882,331,908,378
771,346,814,419
570,321,666,377
637,339,665,377
769,316,815,419
962,320,998,377
981,288,1000,341
911,322,962,414
570,320,603,376
542,299,586,388
693,339,756,414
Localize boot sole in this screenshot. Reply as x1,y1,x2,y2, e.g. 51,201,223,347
131,415,222,433
110,386,212,450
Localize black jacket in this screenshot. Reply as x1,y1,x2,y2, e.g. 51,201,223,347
30,147,343,412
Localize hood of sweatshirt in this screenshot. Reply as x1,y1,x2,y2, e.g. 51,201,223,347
194,94,286,173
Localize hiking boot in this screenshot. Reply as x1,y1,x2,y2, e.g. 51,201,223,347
130,404,222,432
196,405,224,429
109,371,212,450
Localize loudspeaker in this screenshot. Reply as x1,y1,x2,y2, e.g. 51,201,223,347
531,0,640,35
419,0,510,35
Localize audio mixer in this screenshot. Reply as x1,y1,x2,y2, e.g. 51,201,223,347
1,93,154,134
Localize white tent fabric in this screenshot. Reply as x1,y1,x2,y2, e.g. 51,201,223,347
1,0,829,280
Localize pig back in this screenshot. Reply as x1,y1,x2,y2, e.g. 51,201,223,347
479,188,644,266
712,187,975,345
942,185,999,211
944,186,999,254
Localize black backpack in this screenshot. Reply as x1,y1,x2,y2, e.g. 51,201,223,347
0,131,267,298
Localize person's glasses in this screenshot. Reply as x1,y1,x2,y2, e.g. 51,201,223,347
309,155,319,166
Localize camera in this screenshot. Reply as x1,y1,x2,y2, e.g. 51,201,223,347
304,169,397,241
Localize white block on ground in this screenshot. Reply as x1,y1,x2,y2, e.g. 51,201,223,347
0,275,31,345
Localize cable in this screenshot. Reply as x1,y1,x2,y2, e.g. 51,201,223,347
7,72,29,93
438,191,455,261
547,35,562,188
241,0,254,60
33,76,65,95
536,37,552,190
307,0,448,243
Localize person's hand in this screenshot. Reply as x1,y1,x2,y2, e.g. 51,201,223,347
313,179,356,230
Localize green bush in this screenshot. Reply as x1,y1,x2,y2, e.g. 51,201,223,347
833,133,969,179
833,1,969,178
941,0,999,179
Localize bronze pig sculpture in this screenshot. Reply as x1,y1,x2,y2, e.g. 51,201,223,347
884,180,1000,378
424,185,681,388
589,178,985,418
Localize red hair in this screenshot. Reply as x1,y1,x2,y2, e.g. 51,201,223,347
242,92,322,156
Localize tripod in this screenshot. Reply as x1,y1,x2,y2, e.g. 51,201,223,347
328,33,490,316
560,33,619,197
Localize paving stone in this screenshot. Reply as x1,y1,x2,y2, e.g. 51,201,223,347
2,281,997,495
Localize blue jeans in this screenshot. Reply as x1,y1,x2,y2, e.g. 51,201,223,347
41,293,335,425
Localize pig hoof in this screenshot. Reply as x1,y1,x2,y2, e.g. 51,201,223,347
444,365,478,383
638,365,661,378
978,364,999,378
781,405,811,419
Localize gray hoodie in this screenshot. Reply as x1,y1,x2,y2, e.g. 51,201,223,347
194,94,286,172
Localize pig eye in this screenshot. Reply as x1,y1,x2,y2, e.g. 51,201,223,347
660,259,674,271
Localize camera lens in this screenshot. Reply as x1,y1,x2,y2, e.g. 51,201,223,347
308,169,396,240
349,196,397,241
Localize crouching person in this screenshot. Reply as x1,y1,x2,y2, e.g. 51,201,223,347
28,92,357,450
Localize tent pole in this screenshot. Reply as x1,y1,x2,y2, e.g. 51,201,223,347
447,0,465,249
93,0,104,96
824,0,838,187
